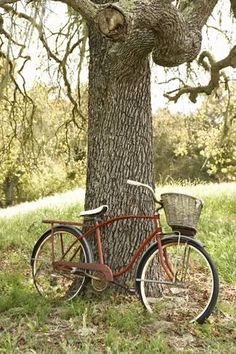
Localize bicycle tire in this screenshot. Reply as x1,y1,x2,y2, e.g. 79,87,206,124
136,235,219,324
31,225,93,300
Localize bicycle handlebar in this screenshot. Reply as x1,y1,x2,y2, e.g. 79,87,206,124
127,179,161,205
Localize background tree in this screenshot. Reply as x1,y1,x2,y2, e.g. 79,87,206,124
0,6,88,206
153,86,236,183
0,83,87,206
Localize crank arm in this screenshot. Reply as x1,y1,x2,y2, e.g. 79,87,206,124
71,268,102,281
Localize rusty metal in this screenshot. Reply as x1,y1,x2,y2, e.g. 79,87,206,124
91,271,108,291
163,248,175,278
50,223,55,265
111,280,137,294
82,214,160,240
153,214,174,279
43,219,85,227
44,215,159,237
57,237,81,262
156,232,174,280
113,229,160,278
59,232,64,257
95,221,104,264
112,214,162,277
44,212,174,283
53,260,114,282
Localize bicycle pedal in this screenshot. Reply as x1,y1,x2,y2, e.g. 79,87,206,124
128,288,136,295
71,268,86,277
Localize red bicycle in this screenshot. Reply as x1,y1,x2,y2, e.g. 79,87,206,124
31,180,219,323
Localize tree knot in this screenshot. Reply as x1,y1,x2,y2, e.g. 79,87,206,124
95,5,127,41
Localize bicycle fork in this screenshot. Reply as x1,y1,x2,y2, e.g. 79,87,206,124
163,238,191,285
156,232,191,286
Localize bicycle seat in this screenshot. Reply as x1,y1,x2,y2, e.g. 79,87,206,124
79,205,108,218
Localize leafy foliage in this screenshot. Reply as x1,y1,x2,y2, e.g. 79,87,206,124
0,84,87,206
154,86,236,183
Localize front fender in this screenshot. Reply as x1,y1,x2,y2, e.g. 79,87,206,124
161,234,204,248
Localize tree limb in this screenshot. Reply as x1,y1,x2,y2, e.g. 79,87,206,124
179,0,218,30
1,3,86,121
53,0,99,23
0,0,17,4
230,0,236,18
164,45,236,103
51,0,218,72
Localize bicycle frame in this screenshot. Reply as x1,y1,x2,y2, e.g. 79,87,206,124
32,179,219,324
43,212,175,282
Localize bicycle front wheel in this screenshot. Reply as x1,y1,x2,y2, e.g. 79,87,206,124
136,236,219,324
31,226,93,301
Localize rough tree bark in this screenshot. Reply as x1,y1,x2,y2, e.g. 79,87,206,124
54,0,219,279
85,19,155,274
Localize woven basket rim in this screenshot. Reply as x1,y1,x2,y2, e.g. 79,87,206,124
161,192,203,204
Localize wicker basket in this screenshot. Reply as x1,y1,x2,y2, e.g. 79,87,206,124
161,193,203,234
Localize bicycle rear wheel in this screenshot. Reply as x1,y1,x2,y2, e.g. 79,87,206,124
31,226,93,300
136,236,219,323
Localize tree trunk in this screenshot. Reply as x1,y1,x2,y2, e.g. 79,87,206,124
2,174,19,206
85,24,155,279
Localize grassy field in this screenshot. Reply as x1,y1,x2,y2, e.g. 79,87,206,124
0,183,235,353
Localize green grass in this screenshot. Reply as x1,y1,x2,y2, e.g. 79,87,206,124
0,183,235,353
198,195,236,284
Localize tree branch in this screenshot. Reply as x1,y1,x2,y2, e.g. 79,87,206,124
52,0,127,41
53,0,99,23
179,0,218,30
48,0,219,72
164,45,236,103
230,0,236,18
1,3,86,121
153,0,218,66
0,0,17,4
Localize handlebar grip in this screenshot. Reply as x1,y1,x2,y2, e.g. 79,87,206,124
127,179,143,186
127,179,161,205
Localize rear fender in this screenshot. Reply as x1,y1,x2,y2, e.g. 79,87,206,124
73,226,94,262
31,225,94,266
